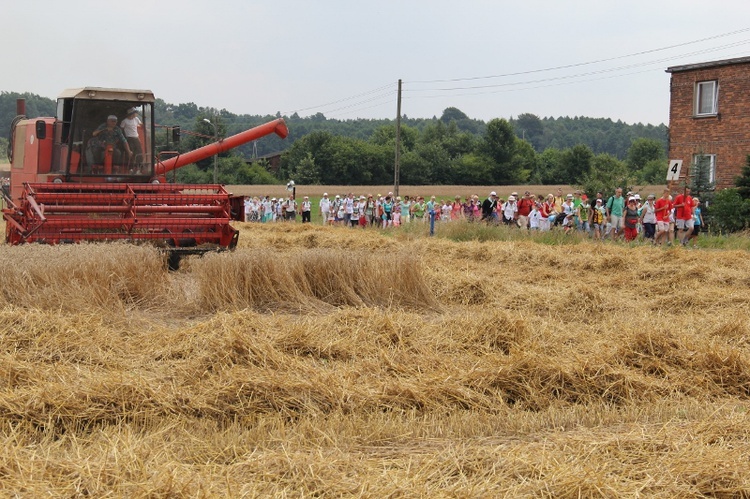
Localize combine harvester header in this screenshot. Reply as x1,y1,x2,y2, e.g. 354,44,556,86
2,87,288,266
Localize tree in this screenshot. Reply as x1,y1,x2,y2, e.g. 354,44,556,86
370,124,418,151
235,160,280,185
507,139,535,184
626,138,666,177
558,144,594,185
735,155,750,200
481,119,515,164
626,137,665,167
640,158,668,184
478,118,519,184
451,153,495,185
414,142,451,184
440,107,469,123
710,188,750,233
513,113,544,150
398,150,431,185
689,154,716,208
292,152,321,184
532,148,562,184
0,91,56,135
578,153,629,197
278,131,337,182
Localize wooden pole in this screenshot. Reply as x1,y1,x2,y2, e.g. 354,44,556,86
394,79,402,198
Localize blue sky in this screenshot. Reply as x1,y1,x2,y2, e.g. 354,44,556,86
3,1,750,125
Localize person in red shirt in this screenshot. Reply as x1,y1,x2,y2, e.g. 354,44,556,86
516,191,534,229
673,186,694,246
653,188,673,246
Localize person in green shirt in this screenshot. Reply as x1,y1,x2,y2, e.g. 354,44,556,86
606,187,625,239
577,195,590,233
411,196,425,221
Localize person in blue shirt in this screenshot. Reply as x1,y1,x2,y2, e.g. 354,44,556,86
688,197,704,246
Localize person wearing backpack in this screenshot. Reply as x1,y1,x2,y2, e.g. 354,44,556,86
606,187,625,239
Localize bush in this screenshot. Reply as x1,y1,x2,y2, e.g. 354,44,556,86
709,188,750,233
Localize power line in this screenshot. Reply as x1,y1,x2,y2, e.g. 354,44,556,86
404,68,659,102
408,27,750,84
405,39,750,93
324,99,395,120
281,82,394,116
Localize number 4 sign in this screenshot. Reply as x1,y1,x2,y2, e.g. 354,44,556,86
667,160,683,181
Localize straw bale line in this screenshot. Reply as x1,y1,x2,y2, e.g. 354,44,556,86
0,224,750,495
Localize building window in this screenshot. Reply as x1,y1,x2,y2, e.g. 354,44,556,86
695,81,718,116
693,153,716,184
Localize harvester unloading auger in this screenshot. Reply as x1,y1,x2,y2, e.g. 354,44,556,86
2,87,288,267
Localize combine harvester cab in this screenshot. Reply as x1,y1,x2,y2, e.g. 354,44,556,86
2,87,288,267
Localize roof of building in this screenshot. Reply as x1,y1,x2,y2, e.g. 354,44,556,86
666,55,750,73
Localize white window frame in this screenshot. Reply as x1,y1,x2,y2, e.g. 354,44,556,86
695,80,718,116
693,153,716,184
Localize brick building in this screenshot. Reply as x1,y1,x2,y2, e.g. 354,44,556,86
666,56,750,189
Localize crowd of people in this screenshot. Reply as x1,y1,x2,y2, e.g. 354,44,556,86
242,186,704,245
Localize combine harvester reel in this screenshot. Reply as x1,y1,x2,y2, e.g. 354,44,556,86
2,87,288,269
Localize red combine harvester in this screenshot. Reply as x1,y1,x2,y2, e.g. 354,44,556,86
2,87,288,267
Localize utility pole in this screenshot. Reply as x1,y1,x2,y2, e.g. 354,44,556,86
394,79,402,198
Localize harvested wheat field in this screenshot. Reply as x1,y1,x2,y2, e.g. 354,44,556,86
1,222,750,497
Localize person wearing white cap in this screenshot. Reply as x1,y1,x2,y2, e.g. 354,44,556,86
623,197,640,241
300,196,312,223
481,191,498,222
120,107,142,169
502,195,518,226
639,194,657,240
87,114,133,171
561,194,576,232
275,196,284,222
319,193,331,225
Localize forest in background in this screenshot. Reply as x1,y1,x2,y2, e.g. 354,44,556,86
1,90,668,191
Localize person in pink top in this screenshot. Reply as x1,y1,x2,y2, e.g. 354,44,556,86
451,196,463,220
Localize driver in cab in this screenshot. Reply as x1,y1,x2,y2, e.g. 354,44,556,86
86,114,132,169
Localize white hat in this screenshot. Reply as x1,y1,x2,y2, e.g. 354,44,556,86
628,196,636,202
335,194,340,198
323,192,328,196
107,115,117,121
490,191,497,197
634,194,641,200
508,196,516,201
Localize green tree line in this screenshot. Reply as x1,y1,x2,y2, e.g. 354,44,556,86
2,91,667,187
